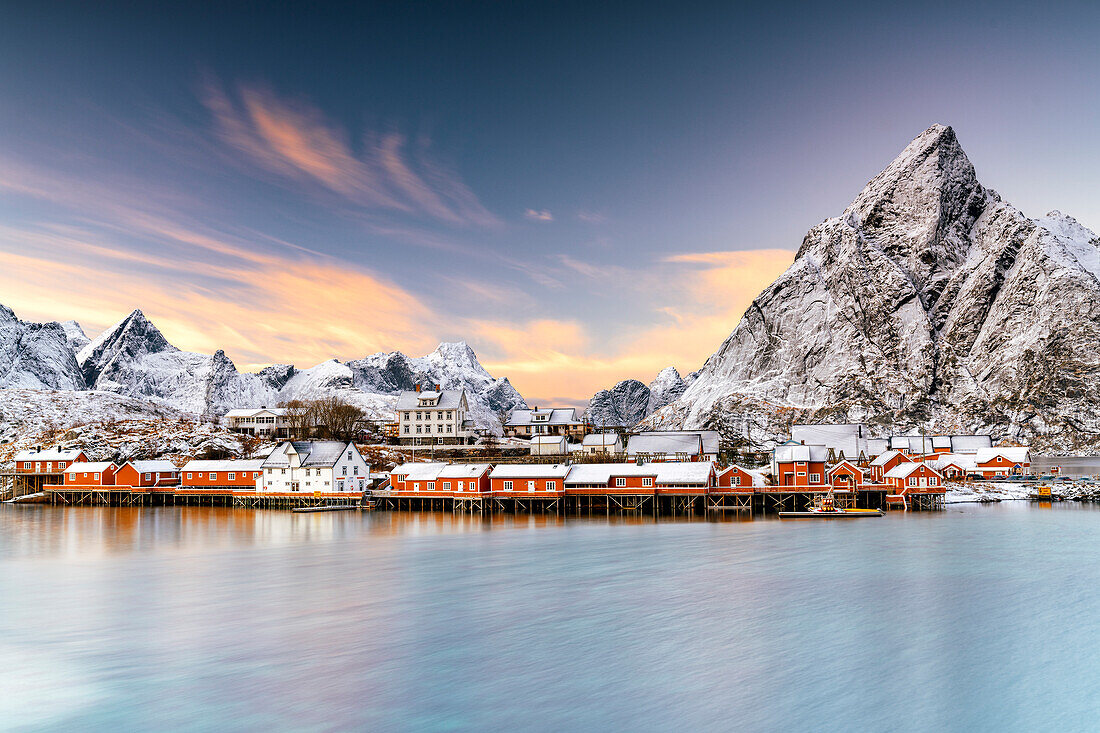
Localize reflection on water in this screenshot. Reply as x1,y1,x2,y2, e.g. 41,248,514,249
3,504,1100,731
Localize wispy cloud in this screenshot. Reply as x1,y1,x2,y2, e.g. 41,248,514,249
524,208,554,222
577,210,607,224
201,79,501,228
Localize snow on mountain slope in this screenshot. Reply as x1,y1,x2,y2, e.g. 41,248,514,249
585,367,694,428
59,320,90,353
30,308,528,433
0,389,247,465
647,124,1100,451
0,305,86,390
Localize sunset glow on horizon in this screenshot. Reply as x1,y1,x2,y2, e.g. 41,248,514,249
2,3,1098,405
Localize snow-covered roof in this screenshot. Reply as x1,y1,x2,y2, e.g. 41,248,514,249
582,433,621,447
885,462,942,479
774,444,829,462
126,460,178,473
223,408,287,418
867,438,889,456
14,448,84,462
976,447,1031,465
950,435,992,453
790,424,868,459
506,408,582,426
654,461,715,485
633,430,720,455
564,463,656,485
396,389,465,410
627,433,702,456
530,435,567,444
719,465,766,487
261,441,356,468
181,459,266,472
490,464,571,479
438,463,492,479
66,462,116,473
391,462,447,481
870,449,909,467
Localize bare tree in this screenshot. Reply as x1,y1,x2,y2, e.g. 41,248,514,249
279,399,315,440
312,396,365,442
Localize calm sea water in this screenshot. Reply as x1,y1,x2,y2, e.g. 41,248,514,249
2,504,1100,732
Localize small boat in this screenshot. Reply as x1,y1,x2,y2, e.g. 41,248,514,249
779,490,884,519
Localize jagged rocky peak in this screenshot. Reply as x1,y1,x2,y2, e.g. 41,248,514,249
650,124,1100,451
586,379,650,428
79,309,172,375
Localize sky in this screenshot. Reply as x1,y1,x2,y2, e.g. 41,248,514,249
1,1,1098,406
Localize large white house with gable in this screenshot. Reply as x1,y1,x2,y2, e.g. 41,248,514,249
395,385,479,446
258,441,371,493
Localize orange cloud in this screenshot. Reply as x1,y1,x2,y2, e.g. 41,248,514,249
0,223,438,368
202,80,501,227
475,249,795,403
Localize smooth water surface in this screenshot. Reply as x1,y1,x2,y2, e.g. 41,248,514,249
2,504,1100,732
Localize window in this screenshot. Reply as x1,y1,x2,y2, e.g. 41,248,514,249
446,424,452,433
546,481,554,491
342,466,347,476
416,411,422,420
281,468,286,475
416,426,422,434
616,477,626,487
403,412,409,420
404,426,409,434
447,411,453,420
144,473,152,480
228,473,236,481
347,451,352,460
437,424,443,433
810,473,820,483
23,463,30,469
503,480,513,491
442,482,451,490
929,477,938,485
427,482,435,491
210,473,218,480
642,477,653,487
908,477,918,486
94,473,100,480
187,473,192,479
733,476,741,485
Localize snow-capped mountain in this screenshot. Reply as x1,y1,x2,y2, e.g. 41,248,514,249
1,305,527,433
585,367,694,427
0,304,86,390
647,124,1100,451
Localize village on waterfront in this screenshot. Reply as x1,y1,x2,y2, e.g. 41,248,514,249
3,384,1092,516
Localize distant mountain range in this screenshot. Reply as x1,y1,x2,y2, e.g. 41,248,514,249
0,305,526,433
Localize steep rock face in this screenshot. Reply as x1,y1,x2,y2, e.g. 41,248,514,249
0,305,86,390
586,367,695,428
59,321,90,353
646,367,690,415
77,310,276,415
586,379,650,427
650,124,1100,450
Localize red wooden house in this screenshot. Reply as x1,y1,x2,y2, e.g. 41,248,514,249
772,444,829,488
868,450,912,483
180,460,266,491
115,460,180,491
63,462,118,487
489,464,570,496
883,462,944,494
716,465,763,492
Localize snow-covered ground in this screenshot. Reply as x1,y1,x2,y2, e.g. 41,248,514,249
946,481,1034,504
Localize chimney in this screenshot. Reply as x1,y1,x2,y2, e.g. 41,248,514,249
415,384,421,392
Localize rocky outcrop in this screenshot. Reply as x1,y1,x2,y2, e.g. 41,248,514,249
648,124,1100,451
0,305,86,390
585,367,695,428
